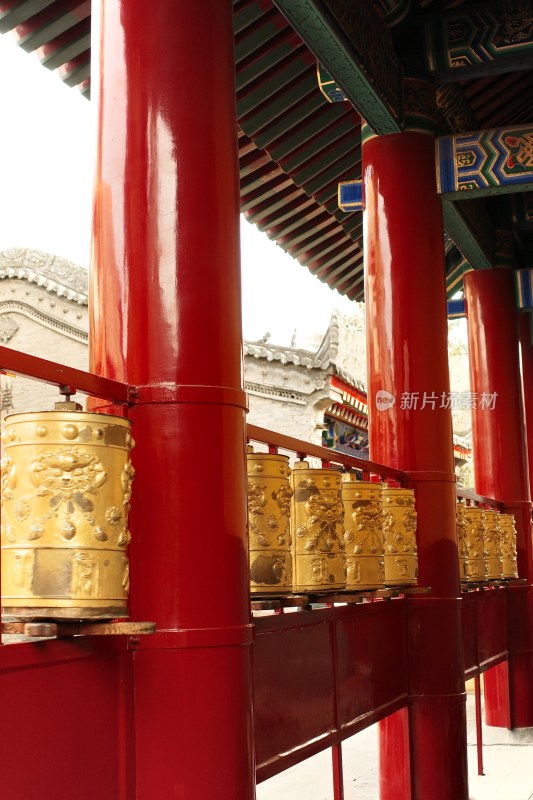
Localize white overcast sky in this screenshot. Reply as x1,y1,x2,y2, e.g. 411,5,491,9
0,32,357,349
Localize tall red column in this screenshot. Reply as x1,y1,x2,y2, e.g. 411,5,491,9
520,313,533,484
363,132,468,800
90,3,255,798
465,269,533,729
363,129,468,800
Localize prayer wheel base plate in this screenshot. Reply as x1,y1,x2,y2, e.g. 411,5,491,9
2,606,128,622
1,620,156,639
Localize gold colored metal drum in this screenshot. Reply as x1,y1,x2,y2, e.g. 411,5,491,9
342,476,384,590
484,509,503,580
1,411,134,620
247,448,292,595
456,502,468,582
499,513,518,580
463,506,487,582
381,487,418,586
290,461,346,593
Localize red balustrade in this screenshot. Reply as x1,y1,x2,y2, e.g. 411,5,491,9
0,344,523,796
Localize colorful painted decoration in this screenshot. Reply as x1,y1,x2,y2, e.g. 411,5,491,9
437,126,533,198
516,269,533,309
338,180,363,212
426,1,533,79
316,63,347,103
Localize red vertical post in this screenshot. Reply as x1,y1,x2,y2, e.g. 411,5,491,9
332,743,345,800
519,313,533,484
465,269,533,729
363,126,468,800
90,3,255,798
474,675,484,776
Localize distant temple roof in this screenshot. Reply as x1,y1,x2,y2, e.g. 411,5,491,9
0,248,88,305
244,310,366,393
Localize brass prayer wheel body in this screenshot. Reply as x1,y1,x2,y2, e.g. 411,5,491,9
1,411,134,620
342,476,384,590
290,461,346,593
456,502,468,582
499,513,518,580
247,449,292,594
381,487,418,586
484,509,503,580
463,506,487,582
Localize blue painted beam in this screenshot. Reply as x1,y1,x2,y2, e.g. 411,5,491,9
447,299,465,318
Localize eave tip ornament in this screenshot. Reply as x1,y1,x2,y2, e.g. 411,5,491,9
1,400,135,621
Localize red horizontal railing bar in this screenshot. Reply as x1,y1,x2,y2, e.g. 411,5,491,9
456,487,504,509
0,346,506,511
0,345,129,404
247,422,406,480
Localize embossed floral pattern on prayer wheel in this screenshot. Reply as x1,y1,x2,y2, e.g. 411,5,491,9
499,512,519,579
290,461,346,593
456,502,468,582
381,487,418,586
247,448,292,595
1,411,135,620
484,509,503,580
464,506,487,582
342,476,385,590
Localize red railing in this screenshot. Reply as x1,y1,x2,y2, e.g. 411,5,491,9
0,343,519,790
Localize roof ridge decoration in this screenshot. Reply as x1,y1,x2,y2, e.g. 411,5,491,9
244,308,367,393
243,341,328,369
0,248,88,305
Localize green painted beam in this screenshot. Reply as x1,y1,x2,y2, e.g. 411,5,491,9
441,200,493,270
273,0,403,134
426,0,533,82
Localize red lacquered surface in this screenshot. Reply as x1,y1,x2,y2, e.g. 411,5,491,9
461,589,507,678
90,2,255,797
519,314,533,491
464,269,532,578
253,602,409,782
465,269,533,728
379,709,411,800
0,639,127,800
363,131,468,800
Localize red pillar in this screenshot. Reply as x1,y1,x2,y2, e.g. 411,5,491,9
520,313,533,484
363,130,468,800
465,269,533,729
90,3,255,798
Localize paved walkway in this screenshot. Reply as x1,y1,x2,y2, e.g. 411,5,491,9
257,694,533,800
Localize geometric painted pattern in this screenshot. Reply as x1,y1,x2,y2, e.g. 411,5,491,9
437,126,533,198
516,269,533,310
317,63,348,103
370,0,412,27
426,1,533,78
338,181,364,212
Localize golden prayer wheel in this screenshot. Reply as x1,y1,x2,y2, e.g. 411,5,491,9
499,513,519,580
247,448,292,595
342,476,384,590
290,461,346,593
463,506,487,582
1,408,135,620
484,509,503,580
381,487,418,586
456,502,468,582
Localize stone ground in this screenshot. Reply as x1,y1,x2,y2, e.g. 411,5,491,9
257,693,533,800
